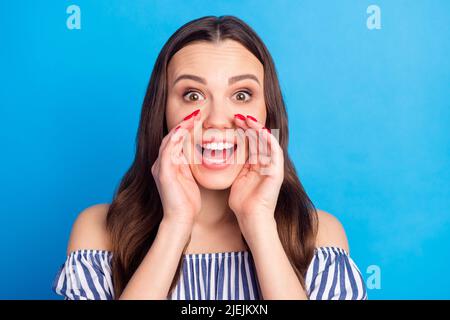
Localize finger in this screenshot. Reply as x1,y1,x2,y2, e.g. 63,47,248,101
232,114,250,165
152,110,200,182
166,128,192,167
169,114,197,159
246,128,259,165
236,158,250,179
171,129,191,165
157,111,197,163
234,113,251,147
245,115,283,170
244,115,267,165
261,127,283,168
171,115,199,159
244,114,273,138
179,158,194,179
169,111,202,171
170,108,201,141
253,130,276,176
233,113,250,130
245,115,265,131
160,108,200,151
256,126,271,166
158,111,200,170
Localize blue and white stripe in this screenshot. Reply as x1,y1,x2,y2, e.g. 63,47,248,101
52,249,114,300
169,251,262,300
305,247,367,300
52,247,367,300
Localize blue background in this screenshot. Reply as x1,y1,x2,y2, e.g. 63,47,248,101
0,0,449,299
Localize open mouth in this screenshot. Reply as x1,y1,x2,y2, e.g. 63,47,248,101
195,142,238,165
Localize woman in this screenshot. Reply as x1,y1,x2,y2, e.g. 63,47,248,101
52,15,367,300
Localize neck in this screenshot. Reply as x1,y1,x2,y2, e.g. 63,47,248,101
195,185,236,227
185,185,248,254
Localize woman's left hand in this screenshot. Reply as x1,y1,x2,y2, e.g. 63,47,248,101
229,114,284,239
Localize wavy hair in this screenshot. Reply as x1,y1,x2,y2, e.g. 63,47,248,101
106,15,318,299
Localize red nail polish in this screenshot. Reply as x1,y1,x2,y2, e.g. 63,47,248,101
175,125,181,131
234,114,246,121
184,109,200,121
262,126,271,133
246,115,257,122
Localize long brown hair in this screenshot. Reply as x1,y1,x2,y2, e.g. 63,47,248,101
106,15,318,299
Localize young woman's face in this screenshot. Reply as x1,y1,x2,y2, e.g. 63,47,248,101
166,39,266,190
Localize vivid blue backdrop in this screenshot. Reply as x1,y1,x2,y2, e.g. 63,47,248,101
0,0,449,299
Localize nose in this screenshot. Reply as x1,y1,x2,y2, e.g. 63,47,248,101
201,100,234,130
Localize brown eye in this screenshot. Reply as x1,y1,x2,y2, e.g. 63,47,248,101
183,90,206,103
233,90,252,103
236,92,246,100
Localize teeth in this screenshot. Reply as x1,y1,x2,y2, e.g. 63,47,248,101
202,142,234,150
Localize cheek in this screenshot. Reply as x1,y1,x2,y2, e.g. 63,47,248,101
259,105,267,122
165,99,180,130
246,92,266,121
247,101,267,123
165,94,204,130
259,101,268,123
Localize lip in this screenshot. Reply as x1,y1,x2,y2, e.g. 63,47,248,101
200,136,238,145
194,142,238,170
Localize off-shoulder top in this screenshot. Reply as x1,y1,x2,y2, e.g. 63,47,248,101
52,246,367,300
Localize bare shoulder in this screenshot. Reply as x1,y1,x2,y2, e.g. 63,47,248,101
315,209,350,253
66,203,112,255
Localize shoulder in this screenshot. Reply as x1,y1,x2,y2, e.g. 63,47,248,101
66,203,112,255
314,209,350,254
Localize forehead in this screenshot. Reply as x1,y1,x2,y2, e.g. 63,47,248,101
167,39,264,82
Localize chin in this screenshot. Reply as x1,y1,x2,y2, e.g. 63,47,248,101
190,163,243,190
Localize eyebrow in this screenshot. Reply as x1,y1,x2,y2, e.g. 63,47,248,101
172,73,260,86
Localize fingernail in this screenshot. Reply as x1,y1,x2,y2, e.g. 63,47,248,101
246,115,257,122
175,125,181,131
262,126,271,133
184,109,200,121
234,113,246,121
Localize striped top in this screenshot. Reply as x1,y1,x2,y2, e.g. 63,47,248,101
52,246,367,300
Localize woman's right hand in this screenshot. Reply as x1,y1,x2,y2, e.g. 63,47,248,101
151,109,201,230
